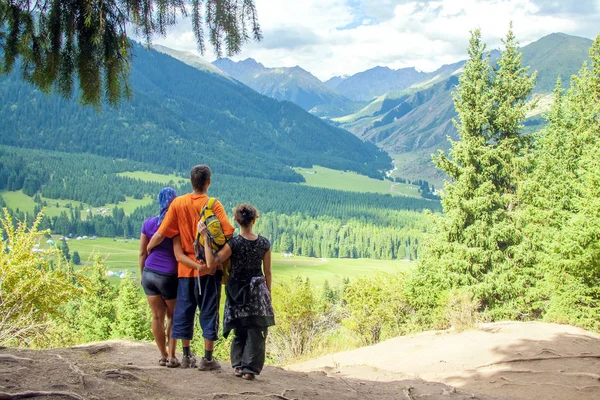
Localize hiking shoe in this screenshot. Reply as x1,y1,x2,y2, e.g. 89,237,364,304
181,355,197,368
234,368,243,377
242,373,255,381
159,357,168,366
198,357,221,371
166,358,180,368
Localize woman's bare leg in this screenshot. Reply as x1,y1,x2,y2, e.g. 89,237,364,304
165,298,177,359
147,295,168,358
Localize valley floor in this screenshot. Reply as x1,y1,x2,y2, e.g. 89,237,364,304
2,322,599,400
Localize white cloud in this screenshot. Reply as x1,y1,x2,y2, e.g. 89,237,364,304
150,0,600,80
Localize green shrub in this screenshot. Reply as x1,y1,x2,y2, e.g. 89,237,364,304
0,210,81,347
342,273,408,345
112,273,152,341
269,277,328,363
443,290,480,331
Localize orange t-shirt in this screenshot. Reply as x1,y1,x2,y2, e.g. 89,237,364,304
158,193,234,278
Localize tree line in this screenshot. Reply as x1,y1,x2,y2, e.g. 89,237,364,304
1,145,438,260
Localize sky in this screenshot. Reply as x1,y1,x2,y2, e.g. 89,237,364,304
151,0,600,81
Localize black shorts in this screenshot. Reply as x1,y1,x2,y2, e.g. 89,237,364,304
142,268,178,300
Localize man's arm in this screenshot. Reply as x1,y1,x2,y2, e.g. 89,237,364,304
173,235,211,274
149,202,179,253
147,232,165,254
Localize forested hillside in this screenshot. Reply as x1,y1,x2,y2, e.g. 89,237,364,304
0,42,391,182
334,33,593,181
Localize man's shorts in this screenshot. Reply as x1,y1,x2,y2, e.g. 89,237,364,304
172,272,223,341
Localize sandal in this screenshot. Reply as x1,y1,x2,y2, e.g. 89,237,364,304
166,357,181,368
242,373,255,381
234,368,243,377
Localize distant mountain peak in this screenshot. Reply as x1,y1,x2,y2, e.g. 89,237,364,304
210,56,354,115
333,65,426,101
152,45,229,78
239,58,265,68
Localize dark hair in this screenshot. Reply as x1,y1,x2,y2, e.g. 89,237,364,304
234,204,258,227
190,165,211,192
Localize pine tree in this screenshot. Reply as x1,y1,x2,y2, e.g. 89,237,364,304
72,257,116,341
0,0,261,107
519,34,600,330
58,238,71,262
112,274,151,340
72,251,81,265
408,26,537,324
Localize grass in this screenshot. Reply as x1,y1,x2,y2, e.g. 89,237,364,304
293,165,421,198
40,237,411,286
117,171,187,185
272,255,412,286
391,153,446,189
1,171,190,219
1,190,153,217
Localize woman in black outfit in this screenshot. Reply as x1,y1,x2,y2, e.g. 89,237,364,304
199,204,274,380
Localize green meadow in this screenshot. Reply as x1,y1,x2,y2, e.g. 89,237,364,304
117,171,187,185
1,190,153,217
41,236,411,287
293,165,421,198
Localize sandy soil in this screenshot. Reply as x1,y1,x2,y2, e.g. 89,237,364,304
290,321,600,400
1,321,598,400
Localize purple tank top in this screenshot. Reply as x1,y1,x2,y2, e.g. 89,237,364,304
142,216,178,275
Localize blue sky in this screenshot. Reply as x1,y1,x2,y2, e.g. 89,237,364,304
152,0,600,80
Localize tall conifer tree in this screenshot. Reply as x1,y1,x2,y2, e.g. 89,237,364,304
408,26,537,323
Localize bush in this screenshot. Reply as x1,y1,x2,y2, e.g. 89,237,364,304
269,278,328,363
112,274,152,341
0,209,81,347
64,256,117,343
342,273,409,345
443,290,481,331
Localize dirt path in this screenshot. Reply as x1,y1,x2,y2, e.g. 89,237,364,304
0,342,492,400
289,321,600,400
1,322,598,400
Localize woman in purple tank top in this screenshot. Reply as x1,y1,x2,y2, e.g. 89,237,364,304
139,187,178,366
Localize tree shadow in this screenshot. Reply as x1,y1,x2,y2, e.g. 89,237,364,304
440,325,600,400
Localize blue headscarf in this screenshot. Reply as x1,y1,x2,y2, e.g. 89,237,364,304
157,187,177,226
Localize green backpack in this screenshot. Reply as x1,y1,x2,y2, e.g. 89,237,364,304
193,197,230,284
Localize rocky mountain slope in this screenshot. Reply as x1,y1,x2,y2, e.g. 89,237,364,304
212,58,361,117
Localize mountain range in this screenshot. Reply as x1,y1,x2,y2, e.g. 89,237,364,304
332,33,593,181
178,32,594,183
211,58,363,117
2,32,593,188
0,42,391,183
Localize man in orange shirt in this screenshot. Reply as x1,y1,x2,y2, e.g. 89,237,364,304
147,165,234,370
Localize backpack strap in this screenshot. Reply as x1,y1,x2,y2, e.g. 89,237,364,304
199,197,216,219
206,197,216,210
